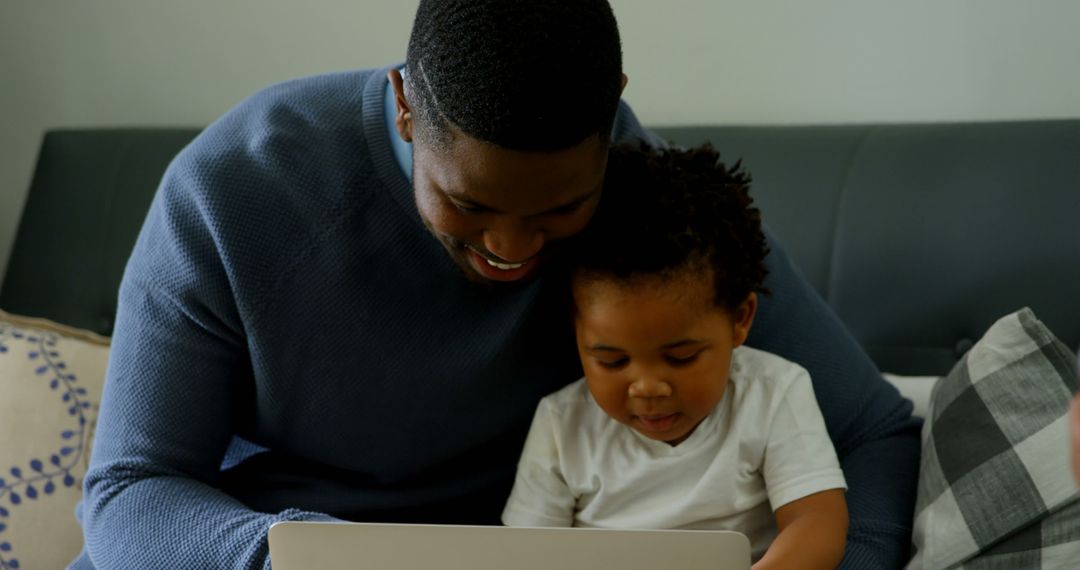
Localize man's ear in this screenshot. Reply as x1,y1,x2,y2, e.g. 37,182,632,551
619,73,628,96
732,292,758,347
388,69,414,143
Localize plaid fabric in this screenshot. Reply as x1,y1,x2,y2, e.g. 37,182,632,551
908,308,1080,570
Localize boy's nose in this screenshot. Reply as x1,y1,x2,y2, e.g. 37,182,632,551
628,375,673,399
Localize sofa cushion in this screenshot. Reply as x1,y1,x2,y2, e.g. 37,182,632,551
0,310,108,570
655,120,1080,377
908,308,1080,569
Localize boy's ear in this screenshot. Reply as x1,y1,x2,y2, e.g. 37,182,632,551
732,292,758,347
388,69,414,143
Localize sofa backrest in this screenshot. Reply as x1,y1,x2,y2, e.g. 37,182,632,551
654,121,1080,375
0,129,200,336
2,122,1077,375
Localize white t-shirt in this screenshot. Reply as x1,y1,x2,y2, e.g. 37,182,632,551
502,346,847,560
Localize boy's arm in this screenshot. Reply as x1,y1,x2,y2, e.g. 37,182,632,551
501,400,576,527
753,490,848,570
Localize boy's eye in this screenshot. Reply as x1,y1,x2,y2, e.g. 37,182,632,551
546,201,585,216
596,358,628,370
451,201,485,214
665,353,700,367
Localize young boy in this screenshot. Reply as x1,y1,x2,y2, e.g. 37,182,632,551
502,145,849,569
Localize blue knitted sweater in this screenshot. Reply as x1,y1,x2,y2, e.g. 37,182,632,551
73,66,920,569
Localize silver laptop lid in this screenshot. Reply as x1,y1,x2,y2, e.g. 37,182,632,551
269,521,750,570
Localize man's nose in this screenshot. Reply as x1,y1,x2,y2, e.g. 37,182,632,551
482,221,544,262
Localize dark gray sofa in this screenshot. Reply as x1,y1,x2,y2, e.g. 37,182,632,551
3,121,1078,376
1,121,1079,568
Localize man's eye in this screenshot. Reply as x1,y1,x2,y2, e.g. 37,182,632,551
597,358,628,370
665,353,699,367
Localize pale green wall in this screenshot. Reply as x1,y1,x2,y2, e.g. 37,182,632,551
2,0,1080,285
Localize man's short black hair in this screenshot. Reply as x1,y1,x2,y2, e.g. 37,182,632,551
573,144,770,312
405,0,623,151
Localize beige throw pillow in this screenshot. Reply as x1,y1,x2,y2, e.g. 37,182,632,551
0,310,109,570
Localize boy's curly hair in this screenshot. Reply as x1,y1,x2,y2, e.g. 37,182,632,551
573,144,770,311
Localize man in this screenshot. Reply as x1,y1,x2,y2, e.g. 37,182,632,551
73,1,919,568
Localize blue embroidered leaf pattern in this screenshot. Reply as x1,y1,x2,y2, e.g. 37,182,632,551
0,330,101,568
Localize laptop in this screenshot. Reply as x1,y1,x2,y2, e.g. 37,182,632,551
268,521,751,570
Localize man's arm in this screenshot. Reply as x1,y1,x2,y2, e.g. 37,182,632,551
80,162,335,570
749,235,920,568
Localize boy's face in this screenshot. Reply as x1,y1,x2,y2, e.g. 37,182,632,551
572,270,756,446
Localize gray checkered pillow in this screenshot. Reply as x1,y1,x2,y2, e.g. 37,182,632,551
908,308,1080,569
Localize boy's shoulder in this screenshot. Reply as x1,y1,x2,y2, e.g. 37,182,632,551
539,378,594,416
730,346,813,401
537,378,613,433
733,345,807,376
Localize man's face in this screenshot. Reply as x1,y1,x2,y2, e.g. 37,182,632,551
411,131,607,284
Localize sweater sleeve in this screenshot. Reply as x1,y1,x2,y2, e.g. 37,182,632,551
749,236,920,569
612,101,921,568
80,159,336,570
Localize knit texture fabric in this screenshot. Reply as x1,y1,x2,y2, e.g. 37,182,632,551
73,66,920,569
